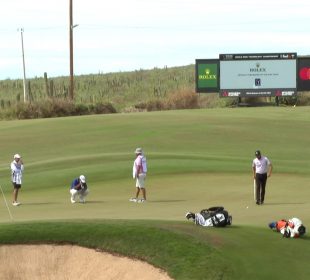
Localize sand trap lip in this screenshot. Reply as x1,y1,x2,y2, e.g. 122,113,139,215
0,244,173,280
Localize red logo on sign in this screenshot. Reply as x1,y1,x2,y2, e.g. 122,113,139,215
275,90,281,96
299,67,310,80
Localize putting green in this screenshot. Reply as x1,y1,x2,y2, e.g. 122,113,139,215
1,172,309,226
0,107,309,225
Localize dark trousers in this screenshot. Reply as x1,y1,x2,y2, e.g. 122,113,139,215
255,173,267,203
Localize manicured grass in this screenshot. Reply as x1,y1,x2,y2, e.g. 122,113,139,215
0,221,227,280
0,107,309,279
0,221,310,280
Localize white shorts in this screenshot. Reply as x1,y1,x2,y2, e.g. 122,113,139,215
136,173,146,188
70,188,89,197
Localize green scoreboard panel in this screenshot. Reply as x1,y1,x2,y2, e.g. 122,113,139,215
195,59,219,93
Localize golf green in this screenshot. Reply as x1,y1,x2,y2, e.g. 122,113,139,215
0,107,309,279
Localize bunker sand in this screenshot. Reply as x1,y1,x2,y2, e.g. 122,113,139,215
0,245,173,280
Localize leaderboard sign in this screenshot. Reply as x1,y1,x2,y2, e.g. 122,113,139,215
219,53,297,97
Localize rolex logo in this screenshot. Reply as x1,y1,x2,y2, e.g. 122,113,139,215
250,63,266,72
199,68,217,80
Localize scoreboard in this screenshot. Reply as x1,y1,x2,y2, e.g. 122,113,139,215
219,53,297,97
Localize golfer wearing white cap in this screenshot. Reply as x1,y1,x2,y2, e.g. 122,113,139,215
10,154,24,206
130,148,147,203
69,175,89,203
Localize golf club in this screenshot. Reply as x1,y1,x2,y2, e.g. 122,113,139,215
253,179,256,202
0,183,14,221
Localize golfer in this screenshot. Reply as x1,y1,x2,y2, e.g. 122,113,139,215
70,175,89,203
11,154,24,206
130,148,147,203
252,150,273,205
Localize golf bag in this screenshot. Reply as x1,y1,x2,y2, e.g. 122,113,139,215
199,206,232,227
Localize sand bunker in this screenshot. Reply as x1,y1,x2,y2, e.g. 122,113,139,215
0,245,173,280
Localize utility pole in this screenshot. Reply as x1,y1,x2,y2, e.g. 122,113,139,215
20,28,27,102
69,0,74,100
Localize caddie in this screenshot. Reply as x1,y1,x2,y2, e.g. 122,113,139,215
130,147,147,203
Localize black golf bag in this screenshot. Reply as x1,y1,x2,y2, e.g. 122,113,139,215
200,206,232,227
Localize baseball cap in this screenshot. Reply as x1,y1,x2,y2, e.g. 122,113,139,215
255,150,261,156
79,175,86,183
14,154,21,159
135,148,143,154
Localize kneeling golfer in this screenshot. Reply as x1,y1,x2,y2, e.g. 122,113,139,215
70,175,89,203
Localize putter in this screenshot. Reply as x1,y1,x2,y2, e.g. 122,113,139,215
253,179,256,202
0,183,14,220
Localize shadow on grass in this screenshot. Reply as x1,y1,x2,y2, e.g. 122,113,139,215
150,200,186,203
263,202,307,206
301,236,310,241
21,202,62,206
84,200,105,204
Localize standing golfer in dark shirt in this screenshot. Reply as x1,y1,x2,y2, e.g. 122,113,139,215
252,150,273,205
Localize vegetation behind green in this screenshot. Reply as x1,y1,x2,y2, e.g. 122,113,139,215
1,65,309,120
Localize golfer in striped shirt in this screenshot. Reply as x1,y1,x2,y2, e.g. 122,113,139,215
11,154,24,206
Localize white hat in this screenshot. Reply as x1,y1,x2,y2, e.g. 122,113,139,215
14,154,21,159
135,148,143,154
79,175,86,183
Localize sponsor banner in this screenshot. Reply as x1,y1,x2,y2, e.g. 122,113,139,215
195,59,219,93
220,53,297,61
297,57,310,91
220,89,296,97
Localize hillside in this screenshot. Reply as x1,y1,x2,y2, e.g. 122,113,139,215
0,65,195,110
0,65,309,119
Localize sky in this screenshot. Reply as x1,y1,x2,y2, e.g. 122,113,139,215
0,0,309,80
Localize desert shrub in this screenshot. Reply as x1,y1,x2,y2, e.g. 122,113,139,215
0,99,117,120
91,102,117,114
15,103,38,119
122,106,145,113
166,90,199,110
295,92,310,106
134,102,148,111
74,103,90,115
134,90,198,112
38,99,75,118
134,100,165,112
